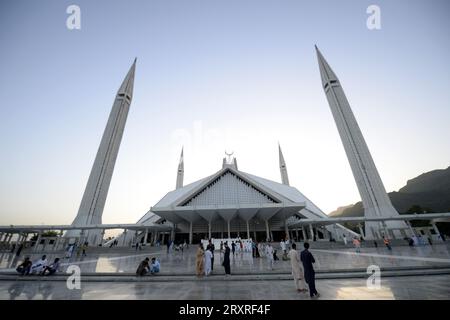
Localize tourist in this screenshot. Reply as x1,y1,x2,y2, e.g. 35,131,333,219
353,237,361,253
239,240,243,252
150,257,160,274
285,238,290,251
195,243,205,277
258,242,263,257
65,243,75,259
273,249,279,261
16,257,32,275
231,241,236,256
383,237,392,250
266,243,274,270
280,239,286,255
82,242,88,256
223,242,231,276
220,241,224,254
41,258,61,276
289,243,307,293
30,255,48,274
166,240,171,254
255,242,260,258
205,248,212,276
343,234,347,245
251,241,256,258
136,257,150,276
373,240,378,248
301,242,319,299
206,240,215,271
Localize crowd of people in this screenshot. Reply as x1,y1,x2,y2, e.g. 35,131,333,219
16,255,61,276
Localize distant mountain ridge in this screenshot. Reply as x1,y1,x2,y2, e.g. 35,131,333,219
329,166,450,217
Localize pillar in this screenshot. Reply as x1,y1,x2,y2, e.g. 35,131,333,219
309,224,314,241
302,226,307,241
295,229,299,241
227,220,231,239
265,220,270,241
100,229,106,246
246,220,250,239
284,219,289,240
358,224,365,238
122,229,128,246
208,222,211,240
431,222,441,238
143,228,148,245
34,232,42,252
189,222,193,244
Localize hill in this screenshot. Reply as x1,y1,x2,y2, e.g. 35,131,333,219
329,166,450,217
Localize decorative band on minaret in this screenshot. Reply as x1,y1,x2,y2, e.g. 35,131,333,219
66,59,137,244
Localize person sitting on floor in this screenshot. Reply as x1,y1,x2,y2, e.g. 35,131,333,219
150,257,160,275
30,255,48,274
16,257,32,275
41,258,61,276
136,257,150,276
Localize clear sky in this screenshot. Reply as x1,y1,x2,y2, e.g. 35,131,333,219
1,0,449,227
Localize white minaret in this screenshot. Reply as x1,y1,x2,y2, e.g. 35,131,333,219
315,46,407,239
278,143,290,185
176,147,184,189
66,59,137,244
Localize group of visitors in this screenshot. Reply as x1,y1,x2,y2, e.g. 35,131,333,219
196,240,222,277
288,242,320,299
16,255,61,276
64,241,88,259
167,240,188,254
136,257,160,276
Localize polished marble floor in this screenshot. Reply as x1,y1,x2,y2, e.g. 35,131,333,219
1,274,449,300
1,243,450,275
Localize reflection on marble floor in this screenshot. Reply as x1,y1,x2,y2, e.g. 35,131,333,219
1,243,450,274
1,275,449,300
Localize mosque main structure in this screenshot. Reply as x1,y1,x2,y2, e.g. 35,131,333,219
67,47,410,245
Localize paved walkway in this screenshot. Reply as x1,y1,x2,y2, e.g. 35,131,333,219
1,243,450,274
1,275,449,300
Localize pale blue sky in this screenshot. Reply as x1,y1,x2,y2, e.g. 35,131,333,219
1,0,449,226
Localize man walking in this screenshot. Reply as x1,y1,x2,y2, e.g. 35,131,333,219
301,242,319,299
265,243,274,270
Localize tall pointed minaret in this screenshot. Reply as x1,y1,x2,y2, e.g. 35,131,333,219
176,147,184,189
66,59,137,244
315,46,407,239
278,143,289,185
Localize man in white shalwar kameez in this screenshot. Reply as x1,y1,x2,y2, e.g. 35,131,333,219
204,249,212,276
288,243,307,292
266,243,274,270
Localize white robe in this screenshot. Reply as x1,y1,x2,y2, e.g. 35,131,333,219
204,250,212,275
288,250,302,278
288,249,307,290
31,258,48,274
